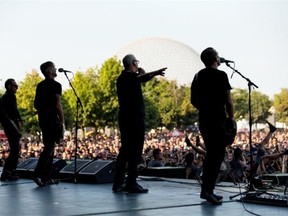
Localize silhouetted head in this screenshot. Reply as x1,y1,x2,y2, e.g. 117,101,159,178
152,148,161,159
233,147,242,159
4,78,18,94
200,47,220,67
40,61,57,78
122,54,139,72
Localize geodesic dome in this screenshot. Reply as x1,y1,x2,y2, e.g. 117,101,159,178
116,37,204,86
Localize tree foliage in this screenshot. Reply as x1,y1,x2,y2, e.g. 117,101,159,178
16,70,43,134
251,90,272,123
177,85,198,129
95,57,122,128
273,88,288,124
142,78,179,130
143,96,161,131
231,88,272,123
63,67,99,130
231,88,248,120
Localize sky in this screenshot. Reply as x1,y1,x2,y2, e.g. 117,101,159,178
0,0,287,99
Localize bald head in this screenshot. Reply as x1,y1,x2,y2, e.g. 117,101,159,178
122,54,137,69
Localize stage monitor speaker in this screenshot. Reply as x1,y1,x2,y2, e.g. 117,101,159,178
140,167,186,179
76,159,116,184
262,173,288,186
58,159,93,181
16,158,67,179
17,158,38,178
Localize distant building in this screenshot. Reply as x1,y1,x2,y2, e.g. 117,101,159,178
116,37,203,86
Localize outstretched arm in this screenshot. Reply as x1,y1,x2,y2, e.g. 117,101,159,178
136,67,167,83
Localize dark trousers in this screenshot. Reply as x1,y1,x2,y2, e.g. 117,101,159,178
34,127,56,181
200,122,226,194
114,119,145,186
3,134,20,172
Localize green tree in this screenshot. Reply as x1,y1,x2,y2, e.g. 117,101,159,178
251,90,272,123
231,88,249,120
144,96,161,131
0,88,4,96
61,94,74,131
142,78,162,130
16,70,43,134
177,85,198,129
96,57,123,128
231,88,271,123
273,88,288,124
63,67,99,130
143,78,198,130
143,78,178,130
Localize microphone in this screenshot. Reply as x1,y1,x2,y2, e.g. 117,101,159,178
220,57,234,64
58,68,72,73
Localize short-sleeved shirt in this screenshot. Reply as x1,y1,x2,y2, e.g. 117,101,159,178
191,67,232,123
1,91,21,128
34,79,62,128
117,70,145,124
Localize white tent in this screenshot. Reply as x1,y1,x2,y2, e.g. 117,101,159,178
237,118,267,132
237,118,249,132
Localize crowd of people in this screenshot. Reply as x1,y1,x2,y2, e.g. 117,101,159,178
0,126,287,178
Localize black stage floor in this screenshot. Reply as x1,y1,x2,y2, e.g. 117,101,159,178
1,171,288,216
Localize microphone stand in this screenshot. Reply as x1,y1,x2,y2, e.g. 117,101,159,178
226,63,276,203
63,72,83,183
224,63,262,200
